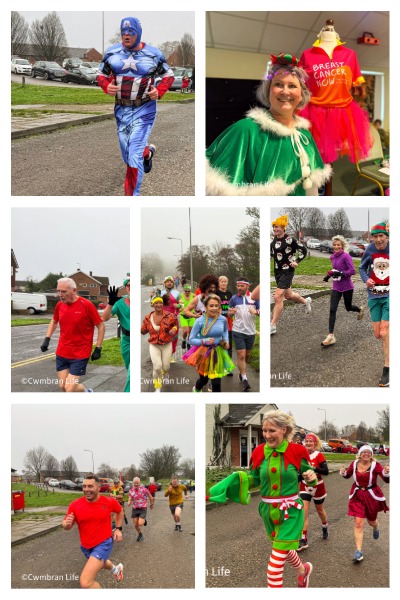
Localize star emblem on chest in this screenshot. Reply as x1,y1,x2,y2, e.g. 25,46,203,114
121,55,139,71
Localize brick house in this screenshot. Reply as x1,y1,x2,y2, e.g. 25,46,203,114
11,249,19,290
68,270,109,302
206,403,278,469
16,43,101,65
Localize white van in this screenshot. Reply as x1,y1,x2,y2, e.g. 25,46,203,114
11,292,47,314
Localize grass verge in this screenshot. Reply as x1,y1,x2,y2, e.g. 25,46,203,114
93,337,124,366
11,318,51,327
11,82,194,106
270,255,361,276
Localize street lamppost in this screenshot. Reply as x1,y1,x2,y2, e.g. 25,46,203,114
317,408,327,441
167,236,183,257
84,449,94,473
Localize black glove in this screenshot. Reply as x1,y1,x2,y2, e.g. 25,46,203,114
107,285,119,306
331,270,343,280
91,347,102,361
323,274,331,282
40,337,51,352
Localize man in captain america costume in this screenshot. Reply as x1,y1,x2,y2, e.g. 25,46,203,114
97,17,174,196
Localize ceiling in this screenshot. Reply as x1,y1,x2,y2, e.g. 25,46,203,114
206,11,389,69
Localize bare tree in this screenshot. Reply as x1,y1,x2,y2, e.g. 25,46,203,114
139,444,181,480
283,208,311,239
376,406,389,441
180,458,195,479
356,421,369,441
141,252,164,283
60,455,79,480
121,464,142,480
11,12,30,57
306,208,327,238
177,33,195,66
96,462,118,479
23,446,49,482
327,208,352,238
44,453,60,478
159,40,180,59
29,12,68,62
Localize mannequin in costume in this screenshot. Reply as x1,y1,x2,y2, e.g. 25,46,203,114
340,445,389,563
206,53,331,196
97,17,174,196
300,20,373,165
209,411,318,587
102,277,130,392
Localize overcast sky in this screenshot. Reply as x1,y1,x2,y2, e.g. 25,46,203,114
12,404,195,473
270,207,389,233
141,208,256,262
18,11,195,54
12,208,129,283
278,403,387,433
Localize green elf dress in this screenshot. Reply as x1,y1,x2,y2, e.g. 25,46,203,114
206,108,332,196
209,440,316,551
112,296,130,393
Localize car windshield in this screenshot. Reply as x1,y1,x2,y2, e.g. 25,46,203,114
46,63,61,68
16,59,30,65
173,68,185,77
80,67,94,73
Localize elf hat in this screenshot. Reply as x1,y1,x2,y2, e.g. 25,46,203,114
371,222,389,237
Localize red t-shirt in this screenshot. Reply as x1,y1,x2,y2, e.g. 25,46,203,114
66,495,122,549
53,297,102,359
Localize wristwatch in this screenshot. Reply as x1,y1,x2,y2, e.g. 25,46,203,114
115,526,122,531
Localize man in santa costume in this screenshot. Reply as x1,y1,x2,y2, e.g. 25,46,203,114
359,222,389,386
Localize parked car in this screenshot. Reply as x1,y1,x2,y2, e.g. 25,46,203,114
74,477,84,490
145,481,162,491
352,242,367,251
156,67,193,91
98,478,113,492
373,444,390,456
62,66,98,85
328,438,350,451
98,302,107,310
124,480,133,493
11,58,32,75
63,57,83,70
47,478,60,487
31,61,67,81
341,444,358,454
348,245,364,257
81,61,100,73
306,238,321,249
11,292,47,314
321,442,332,453
58,480,77,489
320,240,333,253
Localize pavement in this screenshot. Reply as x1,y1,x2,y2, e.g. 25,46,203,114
11,100,194,139
11,506,65,546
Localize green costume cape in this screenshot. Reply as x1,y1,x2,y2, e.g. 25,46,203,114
206,108,332,196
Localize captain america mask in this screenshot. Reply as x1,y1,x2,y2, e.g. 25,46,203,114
120,17,142,45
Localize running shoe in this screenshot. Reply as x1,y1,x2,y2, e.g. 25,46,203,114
270,323,277,335
181,340,187,350
113,563,124,582
175,524,179,531
207,383,213,392
322,526,329,540
378,367,389,387
170,355,176,363
357,306,365,320
192,386,202,393
242,379,251,392
154,388,162,393
177,524,182,532
297,562,313,587
353,550,363,562
86,388,94,392
143,144,156,174
304,297,312,313
321,333,336,347
373,527,380,539
297,538,309,551
137,532,144,542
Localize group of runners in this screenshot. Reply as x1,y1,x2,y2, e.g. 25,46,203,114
40,276,130,393
270,215,390,386
209,409,390,588
62,473,189,588
142,274,260,392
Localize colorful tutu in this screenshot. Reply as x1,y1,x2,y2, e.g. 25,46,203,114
182,344,235,379
300,101,373,163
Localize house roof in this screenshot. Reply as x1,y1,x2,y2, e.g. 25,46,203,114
93,276,109,285
220,404,277,426
68,270,103,285
11,249,19,269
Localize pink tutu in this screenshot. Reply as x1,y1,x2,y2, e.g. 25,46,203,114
301,101,373,163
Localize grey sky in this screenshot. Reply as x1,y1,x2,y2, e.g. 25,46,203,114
278,404,387,433
11,404,195,473
270,207,389,233
12,208,129,283
18,11,195,54
141,208,256,262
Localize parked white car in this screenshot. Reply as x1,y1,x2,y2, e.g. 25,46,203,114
306,238,321,249
11,58,32,74
47,479,60,487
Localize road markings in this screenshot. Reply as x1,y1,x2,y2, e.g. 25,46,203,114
11,354,56,369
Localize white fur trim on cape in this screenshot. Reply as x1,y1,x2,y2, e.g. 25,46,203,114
246,107,311,136
206,161,332,197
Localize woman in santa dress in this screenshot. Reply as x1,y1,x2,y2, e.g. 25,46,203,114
340,444,389,562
